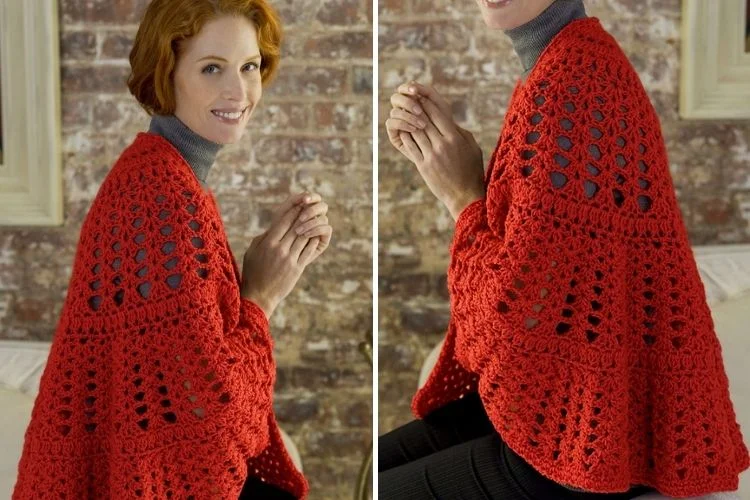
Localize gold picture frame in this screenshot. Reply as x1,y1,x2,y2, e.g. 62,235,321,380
0,0,63,226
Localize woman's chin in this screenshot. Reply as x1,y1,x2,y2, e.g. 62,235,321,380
478,4,526,30
482,15,523,30
208,128,246,146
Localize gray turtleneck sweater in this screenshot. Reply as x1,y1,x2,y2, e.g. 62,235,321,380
504,0,587,83
148,113,223,191
504,1,597,494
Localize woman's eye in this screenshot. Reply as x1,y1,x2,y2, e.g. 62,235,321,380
202,63,259,74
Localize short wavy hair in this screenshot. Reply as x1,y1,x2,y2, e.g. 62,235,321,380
127,0,282,116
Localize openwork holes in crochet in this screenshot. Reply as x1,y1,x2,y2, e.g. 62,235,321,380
522,83,653,214
88,190,209,312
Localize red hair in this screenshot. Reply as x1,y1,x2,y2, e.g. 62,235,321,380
127,0,282,116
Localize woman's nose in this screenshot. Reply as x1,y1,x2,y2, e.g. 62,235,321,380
221,71,249,101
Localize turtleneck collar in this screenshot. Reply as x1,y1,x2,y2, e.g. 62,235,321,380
503,0,587,81
148,114,223,188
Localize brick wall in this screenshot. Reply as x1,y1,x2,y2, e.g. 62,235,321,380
0,0,372,498
378,0,750,433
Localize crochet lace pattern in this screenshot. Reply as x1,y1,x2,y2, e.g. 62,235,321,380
412,17,750,498
13,132,308,499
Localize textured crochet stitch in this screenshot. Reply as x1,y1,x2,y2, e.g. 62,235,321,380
13,132,308,499
412,17,750,498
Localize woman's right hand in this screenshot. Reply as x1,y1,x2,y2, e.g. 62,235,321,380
240,192,330,318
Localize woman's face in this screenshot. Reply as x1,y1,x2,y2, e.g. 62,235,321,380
172,15,262,145
475,0,557,30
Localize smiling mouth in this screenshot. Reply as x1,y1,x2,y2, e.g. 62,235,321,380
211,107,247,120
482,0,513,6
211,107,249,123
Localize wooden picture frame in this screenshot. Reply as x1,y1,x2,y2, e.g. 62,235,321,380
679,0,750,119
0,0,63,226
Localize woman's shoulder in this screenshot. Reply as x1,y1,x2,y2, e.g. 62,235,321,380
93,132,206,208
108,132,192,186
80,132,217,248
524,17,643,96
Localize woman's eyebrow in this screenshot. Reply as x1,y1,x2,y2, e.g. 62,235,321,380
196,54,261,63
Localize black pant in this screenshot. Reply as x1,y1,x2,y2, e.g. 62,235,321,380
238,474,296,499
379,393,656,500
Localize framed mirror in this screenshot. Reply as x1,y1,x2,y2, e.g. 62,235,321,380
0,0,63,226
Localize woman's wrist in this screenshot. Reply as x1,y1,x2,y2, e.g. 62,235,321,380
449,190,484,221
240,288,274,319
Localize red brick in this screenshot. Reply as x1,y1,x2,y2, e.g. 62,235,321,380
379,0,409,17
316,0,367,25
312,102,371,134
61,0,149,24
379,21,471,52
61,65,130,93
60,31,97,60
250,102,308,131
353,66,372,94
61,95,93,128
304,32,372,59
266,66,347,97
254,137,353,165
101,32,134,59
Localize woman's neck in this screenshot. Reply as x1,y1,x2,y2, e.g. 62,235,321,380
148,114,223,189
503,0,587,82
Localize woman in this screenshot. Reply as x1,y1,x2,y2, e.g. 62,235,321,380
13,1,330,498
382,0,749,498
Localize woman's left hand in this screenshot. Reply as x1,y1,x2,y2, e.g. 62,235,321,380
396,81,486,220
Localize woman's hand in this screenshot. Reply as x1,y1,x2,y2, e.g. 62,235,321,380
293,196,332,261
386,81,486,220
240,192,332,318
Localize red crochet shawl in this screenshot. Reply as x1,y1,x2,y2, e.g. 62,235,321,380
13,132,308,499
412,17,750,498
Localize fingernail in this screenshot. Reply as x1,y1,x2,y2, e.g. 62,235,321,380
413,106,422,114
408,86,416,94
417,120,426,128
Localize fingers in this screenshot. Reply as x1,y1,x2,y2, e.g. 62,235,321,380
267,203,303,243
303,223,332,265
298,237,319,266
292,200,328,234
389,107,426,130
410,128,431,158
296,215,329,236
271,191,319,225
385,117,419,136
400,132,423,163
289,232,311,261
400,81,452,119
274,192,309,215
300,222,331,240
316,225,332,250
420,114,443,145
419,96,454,137
390,92,423,117
388,81,456,162
296,201,328,225
386,121,405,150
